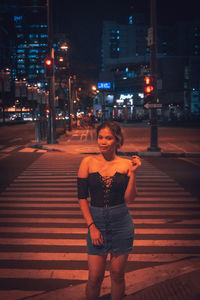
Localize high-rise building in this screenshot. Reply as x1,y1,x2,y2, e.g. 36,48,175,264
99,14,200,120
101,15,148,73
13,0,48,84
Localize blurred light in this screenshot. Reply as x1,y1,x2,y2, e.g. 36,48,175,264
45,59,52,66
60,42,69,50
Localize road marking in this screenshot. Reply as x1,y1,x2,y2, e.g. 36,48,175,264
0,153,9,160
1,155,200,298
167,143,186,153
179,157,200,167
19,148,36,152
2,146,19,152
10,137,23,142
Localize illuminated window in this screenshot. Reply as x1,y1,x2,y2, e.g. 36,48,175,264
29,34,39,38
29,49,39,53
40,34,48,38
14,16,23,23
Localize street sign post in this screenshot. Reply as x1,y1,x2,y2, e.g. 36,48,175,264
144,103,162,109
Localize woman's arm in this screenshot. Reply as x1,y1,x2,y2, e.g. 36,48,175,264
124,171,137,203
77,157,104,245
77,157,94,226
124,156,141,203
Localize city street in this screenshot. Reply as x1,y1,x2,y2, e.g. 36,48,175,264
1,0,200,299
0,123,200,299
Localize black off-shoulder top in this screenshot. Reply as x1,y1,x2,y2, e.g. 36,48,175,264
77,172,129,207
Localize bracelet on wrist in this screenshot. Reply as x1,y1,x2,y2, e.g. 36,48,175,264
88,222,94,229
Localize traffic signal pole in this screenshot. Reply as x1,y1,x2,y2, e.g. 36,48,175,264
47,0,56,144
147,0,160,152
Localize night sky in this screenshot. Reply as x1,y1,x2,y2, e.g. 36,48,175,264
52,0,200,80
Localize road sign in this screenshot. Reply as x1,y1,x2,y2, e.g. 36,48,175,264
144,103,162,109
146,27,153,46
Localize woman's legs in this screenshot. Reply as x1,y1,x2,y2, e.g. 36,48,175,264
86,254,107,300
110,253,129,300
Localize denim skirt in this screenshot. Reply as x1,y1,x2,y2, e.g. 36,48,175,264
87,203,134,255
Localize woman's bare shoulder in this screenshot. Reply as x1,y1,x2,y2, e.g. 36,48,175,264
118,156,132,166
78,156,100,177
80,155,94,165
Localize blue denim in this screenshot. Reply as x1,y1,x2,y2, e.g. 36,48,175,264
87,204,134,255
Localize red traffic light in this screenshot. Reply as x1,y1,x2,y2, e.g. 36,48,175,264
45,58,52,66
44,58,53,77
144,75,154,96
144,76,150,85
145,85,154,94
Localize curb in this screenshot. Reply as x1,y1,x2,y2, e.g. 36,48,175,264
30,144,62,152
30,143,200,158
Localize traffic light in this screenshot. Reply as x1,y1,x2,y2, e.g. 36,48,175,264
44,58,54,77
144,75,154,102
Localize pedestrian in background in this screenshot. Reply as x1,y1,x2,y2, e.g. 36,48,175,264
77,121,141,300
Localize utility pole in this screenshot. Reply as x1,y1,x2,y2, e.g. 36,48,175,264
47,0,56,144
147,0,160,151
68,76,72,131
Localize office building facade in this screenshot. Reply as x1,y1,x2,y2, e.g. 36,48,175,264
97,15,200,121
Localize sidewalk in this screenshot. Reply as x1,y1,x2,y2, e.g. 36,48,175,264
30,128,200,158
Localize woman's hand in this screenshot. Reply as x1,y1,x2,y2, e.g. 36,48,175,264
89,224,104,246
129,155,141,173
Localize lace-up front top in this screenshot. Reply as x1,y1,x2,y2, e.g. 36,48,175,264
77,172,129,207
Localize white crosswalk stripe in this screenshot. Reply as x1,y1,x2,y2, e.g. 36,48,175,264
0,145,47,154
0,153,200,299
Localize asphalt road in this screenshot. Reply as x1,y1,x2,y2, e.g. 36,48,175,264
146,157,200,200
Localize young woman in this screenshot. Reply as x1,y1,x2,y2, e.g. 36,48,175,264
77,121,141,300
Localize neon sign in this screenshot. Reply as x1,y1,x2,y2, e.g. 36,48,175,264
97,82,111,89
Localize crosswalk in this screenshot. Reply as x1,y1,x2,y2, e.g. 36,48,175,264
0,153,200,299
0,145,47,157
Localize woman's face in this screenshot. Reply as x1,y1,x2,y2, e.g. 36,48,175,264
97,127,117,154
